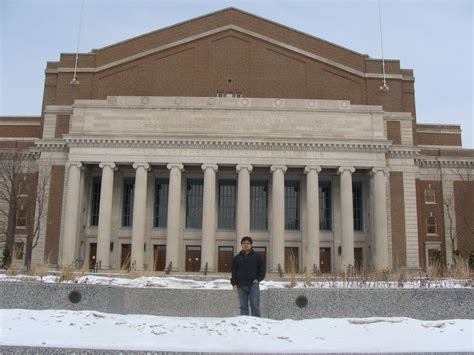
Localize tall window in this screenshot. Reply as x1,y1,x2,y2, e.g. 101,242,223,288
90,176,101,226
218,179,236,229
427,215,437,235
122,177,135,227
353,181,363,231
425,187,436,204
154,178,169,228
285,180,300,230
16,207,27,227
186,179,203,228
319,181,331,230
250,180,268,230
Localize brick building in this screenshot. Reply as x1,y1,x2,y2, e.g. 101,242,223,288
1,8,473,272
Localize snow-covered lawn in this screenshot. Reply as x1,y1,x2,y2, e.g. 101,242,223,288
1,309,472,352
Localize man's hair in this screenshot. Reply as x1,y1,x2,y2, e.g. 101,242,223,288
240,236,253,244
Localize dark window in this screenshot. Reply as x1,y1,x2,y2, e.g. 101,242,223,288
250,180,268,230
154,178,169,228
218,179,236,229
122,177,135,227
319,181,332,230
186,179,203,228
353,181,363,231
285,180,300,230
90,176,101,226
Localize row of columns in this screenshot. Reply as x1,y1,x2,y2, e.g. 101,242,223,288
61,162,389,272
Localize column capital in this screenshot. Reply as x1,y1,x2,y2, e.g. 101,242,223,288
201,163,218,172
371,167,389,175
236,164,253,172
337,166,355,175
99,162,116,170
167,163,184,171
133,162,150,171
270,165,287,173
304,165,322,174
66,161,82,169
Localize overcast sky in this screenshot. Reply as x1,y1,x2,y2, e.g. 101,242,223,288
1,0,472,148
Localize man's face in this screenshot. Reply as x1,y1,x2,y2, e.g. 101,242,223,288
241,240,252,252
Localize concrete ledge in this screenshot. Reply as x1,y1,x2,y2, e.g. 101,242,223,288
1,282,472,320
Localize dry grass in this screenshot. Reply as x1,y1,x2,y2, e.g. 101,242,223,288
449,255,471,279
58,265,76,282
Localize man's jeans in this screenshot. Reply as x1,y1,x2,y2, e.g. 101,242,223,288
237,283,261,317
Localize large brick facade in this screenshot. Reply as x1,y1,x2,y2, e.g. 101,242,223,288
1,8,472,271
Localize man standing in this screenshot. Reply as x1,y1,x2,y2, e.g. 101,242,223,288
231,236,266,317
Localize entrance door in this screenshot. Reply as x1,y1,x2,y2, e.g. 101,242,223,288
89,243,97,270
253,247,266,268
218,246,234,273
285,247,299,273
354,247,363,271
185,246,201,272
121,244,131,270
153,245,166,271
319,247,331,273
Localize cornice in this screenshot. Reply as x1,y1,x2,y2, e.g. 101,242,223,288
35,139,68,152
64,136,391,153
45,24,410,81
387,147,420,158
415,157,474,168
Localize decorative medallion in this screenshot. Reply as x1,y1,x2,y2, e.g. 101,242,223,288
241,98,249,106
175,97,183,105
107,96,117,104
207,98,216,105
274,99,282,107
141,96,149,104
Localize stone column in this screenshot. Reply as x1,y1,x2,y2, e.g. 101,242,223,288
131,162,150,271
236,164,252,246
271,165,287,272
96,162,116,269
338,166,355,270
201,164,218,272
61,162,82,267
372,168,389,270
166,163,183,271
304,165,321,273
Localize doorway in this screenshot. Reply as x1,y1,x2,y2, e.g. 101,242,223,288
185,246,201,272
285,247,299,273
218,246,234,272
89,243,97,270
319,247,331,273
121,243,131,270
153,245,166,271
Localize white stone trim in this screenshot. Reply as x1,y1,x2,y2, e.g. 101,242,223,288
402,170,420,267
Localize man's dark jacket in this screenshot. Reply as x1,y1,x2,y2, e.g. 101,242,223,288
230,249,266,287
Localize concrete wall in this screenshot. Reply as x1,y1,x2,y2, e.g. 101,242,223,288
1,282,472,320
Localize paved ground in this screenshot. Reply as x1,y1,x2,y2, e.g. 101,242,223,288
0,347,472,355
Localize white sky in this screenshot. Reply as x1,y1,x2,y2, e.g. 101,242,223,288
1,0,473,148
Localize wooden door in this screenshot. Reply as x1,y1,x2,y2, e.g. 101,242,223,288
121,244,131,270
354,247,363,271
153,245,166,271
185,246,201,272
319,247,331,273
89,243,97,270
285,247,299,273
218,246,234,272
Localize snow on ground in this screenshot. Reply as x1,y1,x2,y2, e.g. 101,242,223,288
0,273,471,289
0,309,472,352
